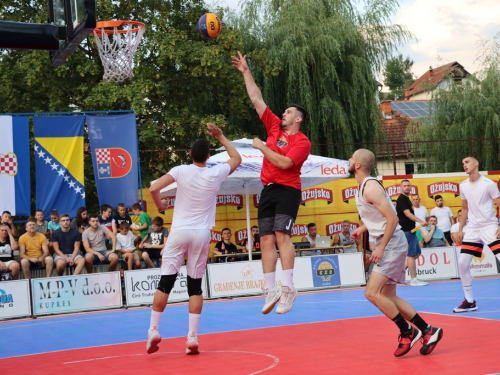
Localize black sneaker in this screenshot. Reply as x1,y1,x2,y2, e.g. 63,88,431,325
420,326,443,355
453,298,477,313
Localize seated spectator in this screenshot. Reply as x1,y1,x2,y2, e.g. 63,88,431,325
450,209,468,246
420,216,449,248
48,209,61,238
333,220,362,254
213,228,238,262
1,211,18,237
241,225,260,259
112,203,133,234
51,213,85,276
35,209,50,238
116,222,141,270
70,207,89,234
301,223,322,256
139,216,168,268
83,215,118,273
98,204,114,232
0,223,20,279
131,203,152,243
19,218,54,278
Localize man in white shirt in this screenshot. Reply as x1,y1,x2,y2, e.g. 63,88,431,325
411,194,428,224
146,124,241,356
430,195,453,245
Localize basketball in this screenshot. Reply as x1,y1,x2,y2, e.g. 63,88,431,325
197,13,222,38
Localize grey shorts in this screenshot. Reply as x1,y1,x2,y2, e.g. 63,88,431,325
372,230,408,284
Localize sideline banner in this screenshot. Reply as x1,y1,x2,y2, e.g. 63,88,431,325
454,246,500,278
124,267,208,307
338,253,366,286
0,279,31,320
31,272,122,316
405,247,459,281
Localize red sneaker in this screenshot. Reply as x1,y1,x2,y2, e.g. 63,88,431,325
394,326,422,357
420,326,443,355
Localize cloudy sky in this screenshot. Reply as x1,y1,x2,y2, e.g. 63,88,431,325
214,0,499,80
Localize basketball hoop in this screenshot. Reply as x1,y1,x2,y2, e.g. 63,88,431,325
93,20,145,83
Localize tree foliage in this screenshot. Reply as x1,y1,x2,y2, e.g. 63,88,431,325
407,34,500,172
235,0,412,159
382,54,414,100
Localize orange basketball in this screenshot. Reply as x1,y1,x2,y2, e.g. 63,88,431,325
197,13,222,38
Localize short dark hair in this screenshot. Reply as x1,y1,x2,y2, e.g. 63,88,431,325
429,215,438,221
457,209,462,214
221,227,231,234
434,195,443,201
101,204,112,213
288,103,308,125
2,211,11,216
35,209,43,214
152,216,164,226
88,214,99,220
251,225,258,230
191,139,210,163
401,179,411,184
307,223,316,229
26,217,36,224
131,203,142,211
50,209,59,217
117,203,126,209
119,222,130,230
60,213,70,219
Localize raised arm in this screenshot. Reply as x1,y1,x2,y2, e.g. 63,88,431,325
231,51,267,117
207,123,241,174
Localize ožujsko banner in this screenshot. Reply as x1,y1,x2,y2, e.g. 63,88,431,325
31,272,122,316
123,267,208,307
0,279,31,320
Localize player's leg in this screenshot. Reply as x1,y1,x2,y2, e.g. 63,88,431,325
55,256,67,276
405,231,427,286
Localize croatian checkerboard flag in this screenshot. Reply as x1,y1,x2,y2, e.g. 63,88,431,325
0,116,31,216
33,116,85,219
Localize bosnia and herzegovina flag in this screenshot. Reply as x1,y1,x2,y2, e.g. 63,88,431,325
0,116,31,216
33,116,85,220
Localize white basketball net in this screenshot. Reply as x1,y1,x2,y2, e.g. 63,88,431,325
93,23,145,83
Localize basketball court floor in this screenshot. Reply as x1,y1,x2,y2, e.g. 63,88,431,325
1,277,500,374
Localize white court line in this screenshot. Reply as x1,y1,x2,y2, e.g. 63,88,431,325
419,311,500,322
63,350,280,375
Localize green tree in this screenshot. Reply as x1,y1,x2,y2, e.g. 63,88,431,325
407,34,500,172
235,0,412,159
382,54,414,100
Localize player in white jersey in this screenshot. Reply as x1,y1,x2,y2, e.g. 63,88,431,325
349,149,443,357
145,124,241,355
454,156,500,313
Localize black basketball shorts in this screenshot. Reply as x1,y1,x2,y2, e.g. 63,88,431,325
258,183,301,236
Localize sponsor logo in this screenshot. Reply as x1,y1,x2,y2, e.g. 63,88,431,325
301,188,333,206
253,194,261,208
0,288,14,307
326,222,359,236
311,256,341,287
211,230,222,243
427,181,460,197
0,152,17,176
241,265,253,279
277,136,288,148
385,184,418,197
341,186,359,203
321,164,347,175
96,148,132,179
216,195,243,209
291,224,308,237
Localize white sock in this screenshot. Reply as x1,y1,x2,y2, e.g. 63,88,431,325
188,313,201,336
150,310,163,330
283,269,294,289
264,272,276,289
464,285,474,303
459,253,474,302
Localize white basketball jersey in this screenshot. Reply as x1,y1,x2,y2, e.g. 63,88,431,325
460,176,500,230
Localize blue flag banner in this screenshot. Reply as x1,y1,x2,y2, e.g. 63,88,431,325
33,116,85,219
87,114,139,208
0,116,31,216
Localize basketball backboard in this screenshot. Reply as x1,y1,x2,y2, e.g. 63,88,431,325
49,0,96,66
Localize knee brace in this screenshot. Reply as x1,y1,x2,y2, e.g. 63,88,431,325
157,274,177,294
187,276,203,296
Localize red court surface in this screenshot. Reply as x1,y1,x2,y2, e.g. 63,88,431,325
3,313,500,375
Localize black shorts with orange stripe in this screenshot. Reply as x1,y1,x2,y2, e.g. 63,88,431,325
461,242,483,257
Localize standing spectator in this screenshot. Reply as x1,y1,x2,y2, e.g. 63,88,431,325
430,195,454,245
70,207,89,234
232,51,312,315
146,123,241,355
300,223,322,256
131,203,152,241
47,210,61,238
1,211,18,237
242,225,261,260
420,216,450,248
395,180,428,287
82,215,118,273
112,203,133,234
98,204,114,232
51,213,85,276
213,228,238,262
333,220,363,254
116,222,141,270
411,194,428,224
19,218,54,278
0,223,20,279
35,209,49,237
450,210,467,245
139,216,168,269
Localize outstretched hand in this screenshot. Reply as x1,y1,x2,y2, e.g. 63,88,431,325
231,51,249,73
207,123,223,138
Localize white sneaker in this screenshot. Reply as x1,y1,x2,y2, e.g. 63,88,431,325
410,278,428,286
261,286,282,314
276,286,298,314
146,328,161,354
186,333,199,355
